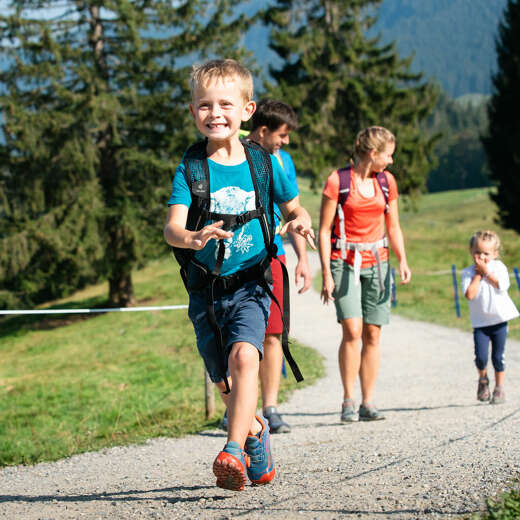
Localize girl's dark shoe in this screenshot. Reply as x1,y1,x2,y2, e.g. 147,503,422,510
477,376,490,401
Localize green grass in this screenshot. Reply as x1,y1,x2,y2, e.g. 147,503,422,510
469,480,520,519
301,179,520,340
0,258,324,467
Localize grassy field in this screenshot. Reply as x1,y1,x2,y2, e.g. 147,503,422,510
0,258,324,467
300,179,520,340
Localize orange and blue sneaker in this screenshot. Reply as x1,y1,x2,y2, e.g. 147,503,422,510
244,415,276,485
213,441,249,491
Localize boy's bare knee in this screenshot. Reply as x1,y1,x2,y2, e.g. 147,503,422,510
263,333,281,352
229,342,260,372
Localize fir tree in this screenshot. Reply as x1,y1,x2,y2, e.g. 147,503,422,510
0,1,254,308
482,0,520,234
263,0,437,195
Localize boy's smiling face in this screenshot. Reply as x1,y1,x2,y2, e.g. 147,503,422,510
190,77,255,143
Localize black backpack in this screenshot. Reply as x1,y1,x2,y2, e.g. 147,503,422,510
171,139,303,392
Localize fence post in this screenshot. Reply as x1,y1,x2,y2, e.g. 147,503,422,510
391,267,397,307
514,267,520,293
204,370,216,419
452,264,461,318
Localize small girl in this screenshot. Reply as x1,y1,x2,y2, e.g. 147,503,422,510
461,230,519,404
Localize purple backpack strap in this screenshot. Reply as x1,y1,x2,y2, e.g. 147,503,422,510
337,165,351,206
375,171,389,213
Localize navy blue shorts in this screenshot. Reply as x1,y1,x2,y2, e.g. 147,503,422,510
473,321,507,372
187,280,271,383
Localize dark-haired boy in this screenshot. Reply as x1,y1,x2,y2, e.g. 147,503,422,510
249,100,312,433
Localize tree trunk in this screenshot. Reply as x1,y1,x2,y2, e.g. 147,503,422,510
109,270,135,307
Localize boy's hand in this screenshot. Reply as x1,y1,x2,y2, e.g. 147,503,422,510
280,218,316,250
295,259,312,294
189,220,233,250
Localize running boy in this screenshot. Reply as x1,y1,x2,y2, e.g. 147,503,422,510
164,59,315,491
461,230,519,404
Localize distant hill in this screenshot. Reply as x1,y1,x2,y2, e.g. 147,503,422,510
244,0,508,97
1,1,508,98
372,0,507,96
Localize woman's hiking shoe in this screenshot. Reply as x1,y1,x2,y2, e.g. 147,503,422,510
341,399,358,422
220,409,228,432
490,386,505,405
213,441,249,491
358,404,385,421
477,376,490,401
244,415,276,485
263,406,291,434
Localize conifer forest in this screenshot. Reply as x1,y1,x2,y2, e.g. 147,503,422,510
1,0,519,308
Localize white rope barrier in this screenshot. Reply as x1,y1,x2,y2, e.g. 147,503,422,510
0,304,188,315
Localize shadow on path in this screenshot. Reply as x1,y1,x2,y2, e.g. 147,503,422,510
202,502,476,518
0,485,228,506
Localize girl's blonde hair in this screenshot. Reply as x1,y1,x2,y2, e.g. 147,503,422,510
469,230,501,254
354,126,395,160
190,59,253,102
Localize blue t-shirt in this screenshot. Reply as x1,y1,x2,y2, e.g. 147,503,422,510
169,155,298,276
273,149,299,255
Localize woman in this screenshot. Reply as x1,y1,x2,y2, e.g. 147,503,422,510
319,126,411,422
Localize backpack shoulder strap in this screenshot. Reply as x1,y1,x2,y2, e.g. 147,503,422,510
183,140,210,199
375,171,390,213
337,165,352,207
242,138,277,255
242,139,302,382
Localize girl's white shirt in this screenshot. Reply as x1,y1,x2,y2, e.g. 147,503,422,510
461,259,519,328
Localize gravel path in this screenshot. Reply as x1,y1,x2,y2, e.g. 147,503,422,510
1,250,519,520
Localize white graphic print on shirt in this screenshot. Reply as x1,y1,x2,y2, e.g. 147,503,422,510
210,186,255,261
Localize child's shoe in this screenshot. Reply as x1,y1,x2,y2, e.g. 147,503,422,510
263,406,291,433
213,441,249,491
490,386,505,405
220,409,228,432
477,375,490,401
244,415,275,485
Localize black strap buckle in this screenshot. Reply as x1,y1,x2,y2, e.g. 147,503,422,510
235,213,248,226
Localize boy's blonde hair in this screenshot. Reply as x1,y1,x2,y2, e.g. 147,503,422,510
469,230,501,254
190,59,253,102
354,126,395,160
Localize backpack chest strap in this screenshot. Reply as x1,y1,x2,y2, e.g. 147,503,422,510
200,207,265,231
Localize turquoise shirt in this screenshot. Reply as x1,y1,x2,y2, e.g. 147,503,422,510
169,155,297,276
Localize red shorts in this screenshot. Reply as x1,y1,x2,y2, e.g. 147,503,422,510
265,255,286,335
